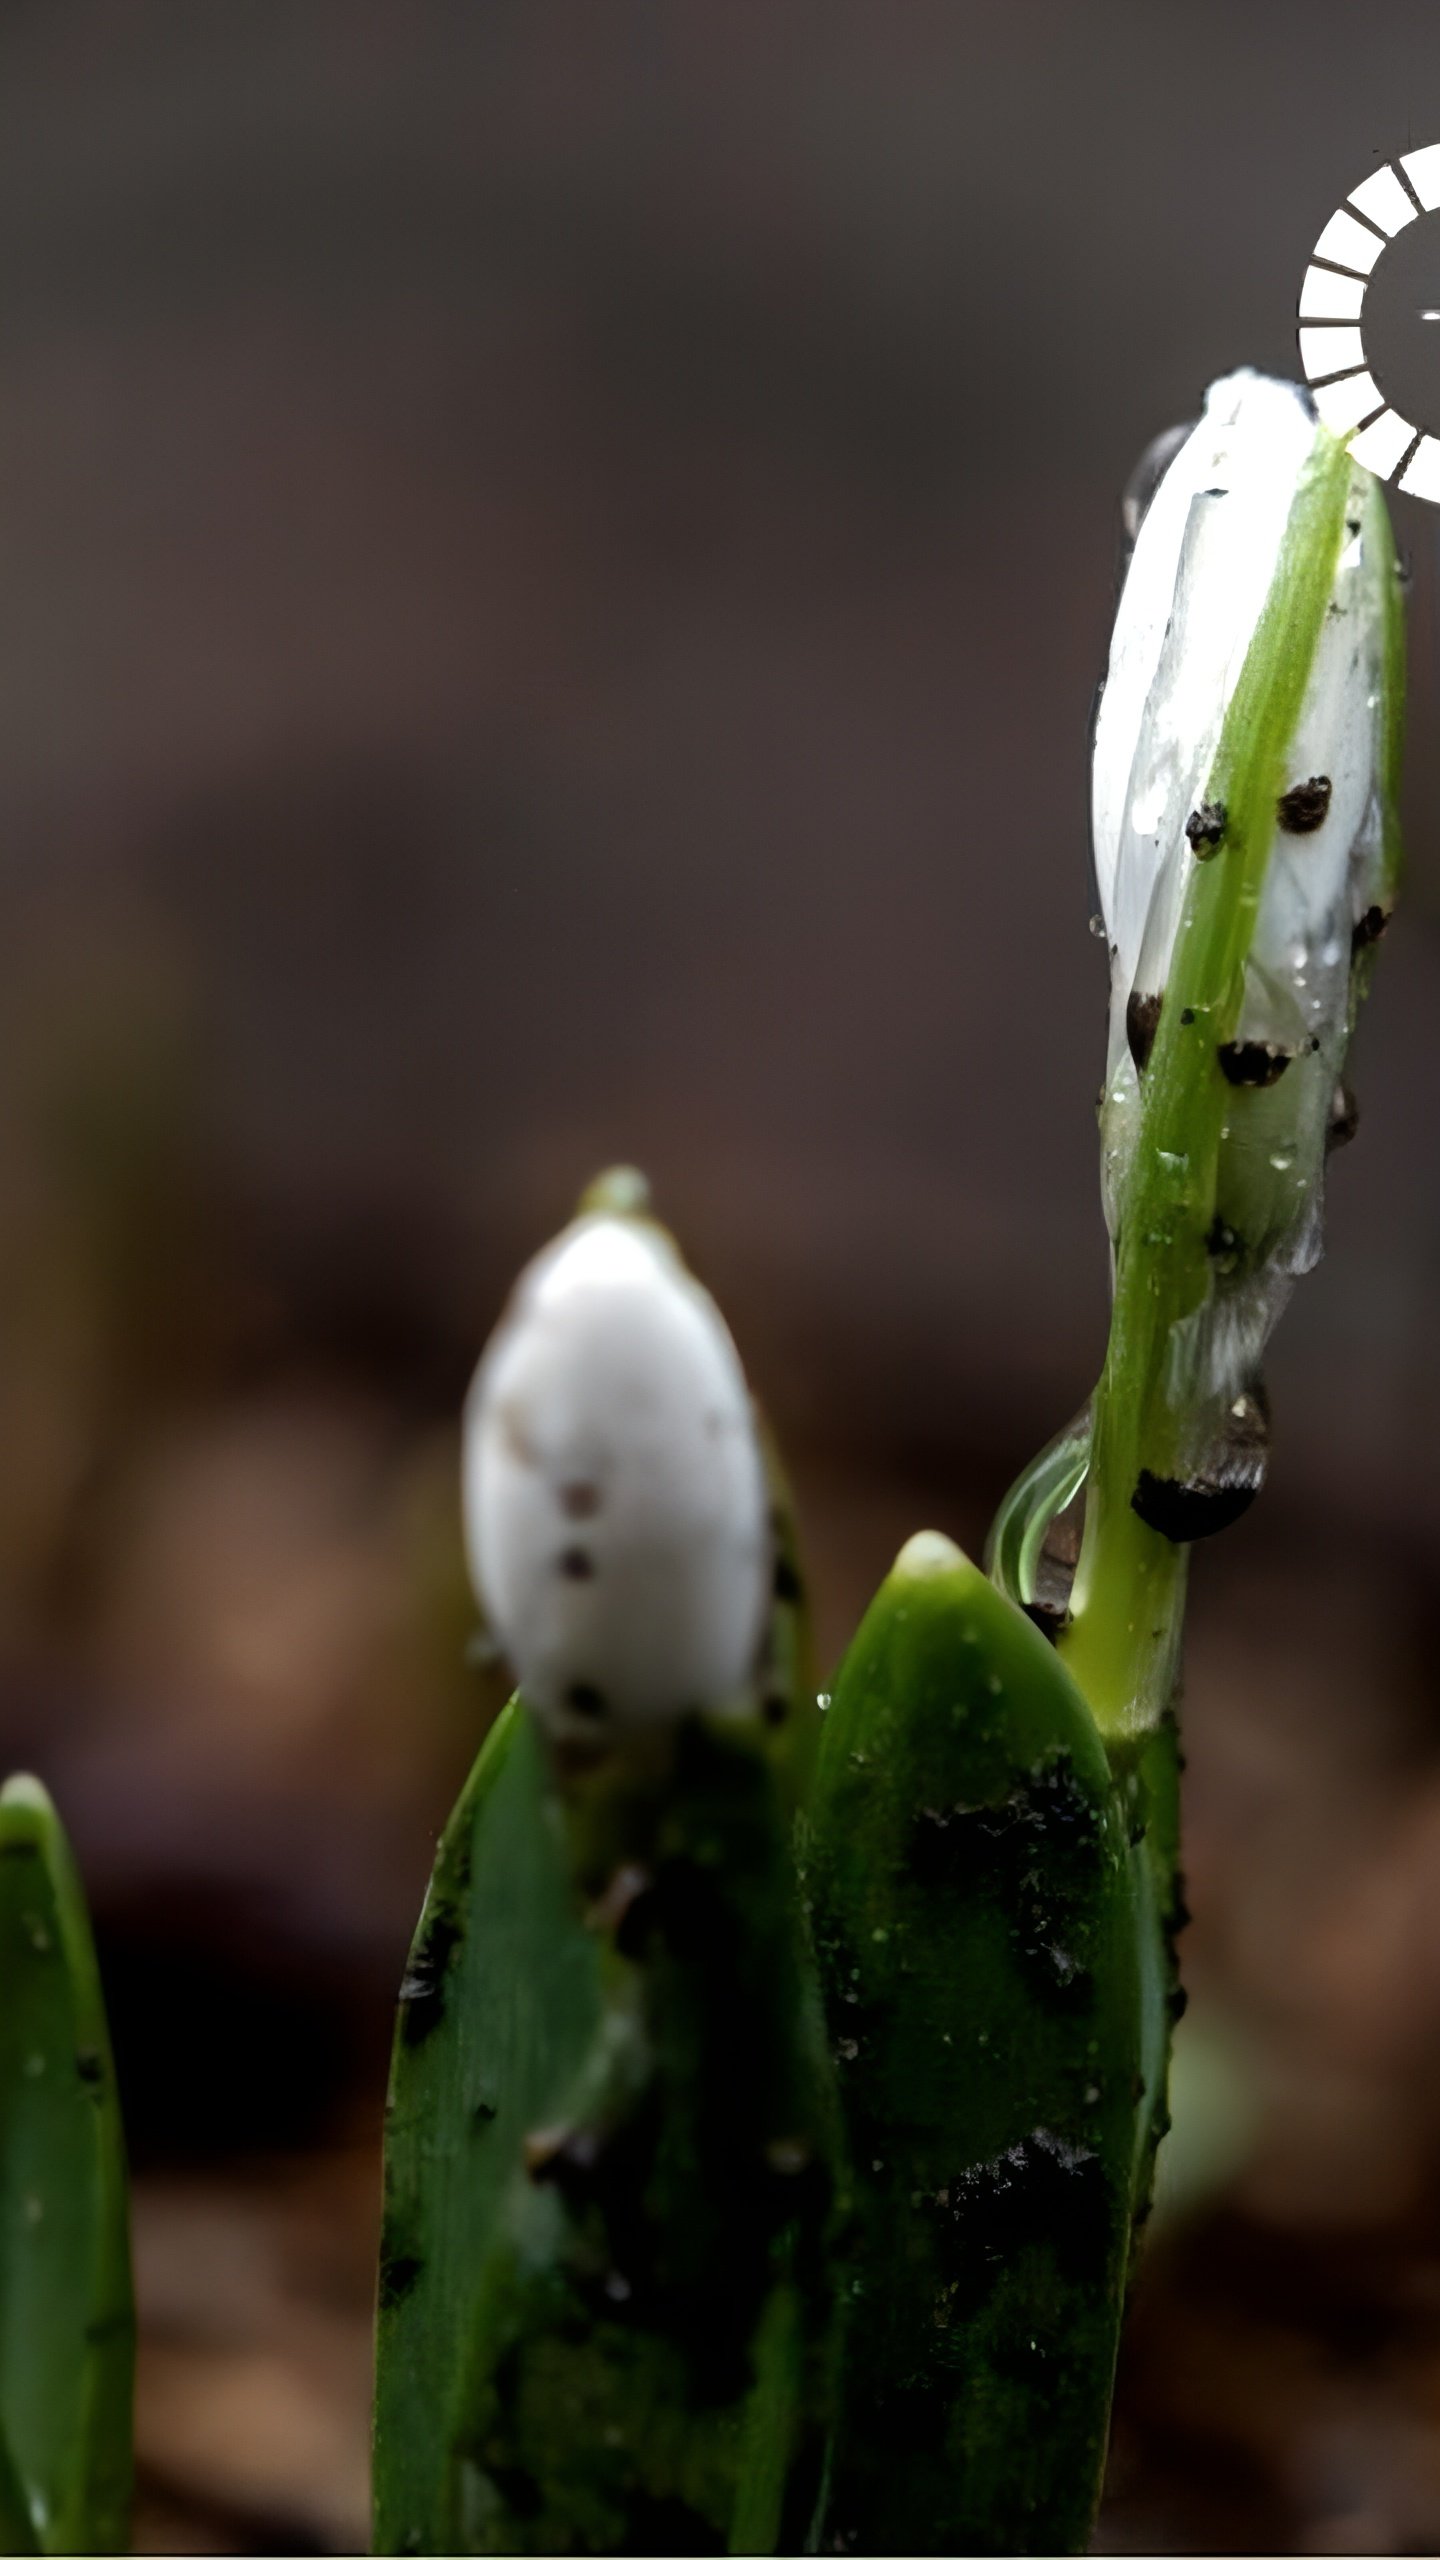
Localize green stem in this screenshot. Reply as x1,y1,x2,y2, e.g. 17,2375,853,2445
1061,429,1351,1740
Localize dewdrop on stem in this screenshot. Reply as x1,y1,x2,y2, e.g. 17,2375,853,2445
462,1170,770,1740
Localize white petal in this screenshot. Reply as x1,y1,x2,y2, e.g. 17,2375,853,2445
463,1212,770,1732
1092,371,1318,1069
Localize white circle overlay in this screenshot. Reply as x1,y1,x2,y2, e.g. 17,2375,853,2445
1297,145,1440,503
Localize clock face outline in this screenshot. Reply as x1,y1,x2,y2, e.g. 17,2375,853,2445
1298,145,1440,503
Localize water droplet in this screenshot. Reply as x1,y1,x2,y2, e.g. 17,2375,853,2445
1130,1379,1270,1542
1122,418,1197,547
817,1690,831,1713
1269,1146,1295,1172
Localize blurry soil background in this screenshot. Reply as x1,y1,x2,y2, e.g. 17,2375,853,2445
4,5,1440,2551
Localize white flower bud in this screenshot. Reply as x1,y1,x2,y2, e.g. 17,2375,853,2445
1092,368,1398,1258
462,1196,770,1736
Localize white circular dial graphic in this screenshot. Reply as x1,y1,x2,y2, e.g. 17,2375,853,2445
1297,144,1440,501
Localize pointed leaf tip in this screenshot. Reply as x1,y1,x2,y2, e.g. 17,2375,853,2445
891,1527,970,1581
0,1776,53,1820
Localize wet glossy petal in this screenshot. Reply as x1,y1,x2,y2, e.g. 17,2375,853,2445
1093,371,1319,1079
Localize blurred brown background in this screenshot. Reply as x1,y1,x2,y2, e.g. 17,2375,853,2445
3,3,1440,2549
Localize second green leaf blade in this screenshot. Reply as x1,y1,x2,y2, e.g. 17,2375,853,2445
803,1532,1143,2555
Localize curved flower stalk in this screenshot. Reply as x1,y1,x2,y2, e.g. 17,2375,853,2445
374,1172,834,2557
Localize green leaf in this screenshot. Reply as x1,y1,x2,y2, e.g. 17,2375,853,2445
445,1708,837,2555
804,1533,1142,2555
372,1700,603,2554
0,1775,132,2555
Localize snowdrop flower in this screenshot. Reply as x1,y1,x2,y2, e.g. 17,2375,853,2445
1092,368,1400,1270
463,1177,770,1738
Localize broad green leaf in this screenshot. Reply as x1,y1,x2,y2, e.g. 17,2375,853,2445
804,1534,1141,2555
372,1701,603,2553
446,1712,835,2555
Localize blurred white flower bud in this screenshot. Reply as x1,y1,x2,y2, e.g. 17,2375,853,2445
462,1185,770,1737
1092,367,1398,1264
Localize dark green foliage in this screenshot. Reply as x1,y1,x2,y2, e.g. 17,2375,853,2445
445,1713,836,2554
0,1776,133,2556
372,1702,603,2553
803,1538,1142,2555
374,1704,835,2557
